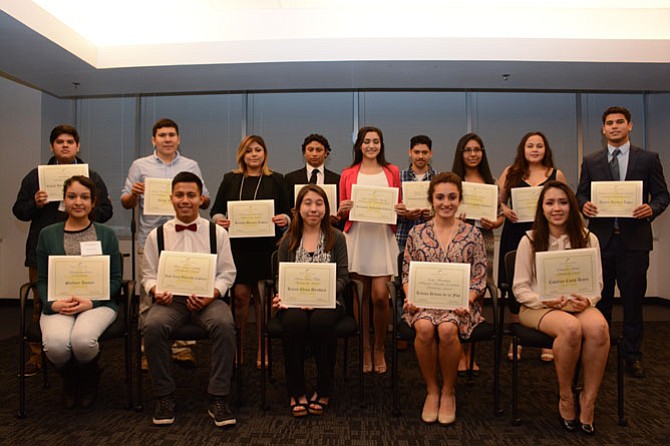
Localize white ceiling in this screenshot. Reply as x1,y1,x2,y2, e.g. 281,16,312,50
1,1,669,97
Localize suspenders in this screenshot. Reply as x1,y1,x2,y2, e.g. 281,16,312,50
156,221,217,255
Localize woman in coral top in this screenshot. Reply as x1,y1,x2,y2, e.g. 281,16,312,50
338,126,401,374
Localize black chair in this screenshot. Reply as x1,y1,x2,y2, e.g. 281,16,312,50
387,253,502,417
258,251,364,410
500,250,626,426
18,278,135,418
134,290,240,411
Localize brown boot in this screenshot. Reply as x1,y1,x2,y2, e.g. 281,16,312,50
24,343,43,377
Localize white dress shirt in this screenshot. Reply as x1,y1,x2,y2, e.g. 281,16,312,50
306,165,324,185
142,216,236,297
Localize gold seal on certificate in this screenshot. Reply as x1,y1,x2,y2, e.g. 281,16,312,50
227,199,275,238
278,262,336,309
536,247,599,301
459,182,498,222
143,177,175,216
350,184,399,225
48,255,110,301
407,261,470,310
156,251,217,297
510,186,543,223
38,164,89,202
401,181,430,210
590,181,643,218
294,184,338,216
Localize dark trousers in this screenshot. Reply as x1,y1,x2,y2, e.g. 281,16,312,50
597,234,649,361
278,306,344,399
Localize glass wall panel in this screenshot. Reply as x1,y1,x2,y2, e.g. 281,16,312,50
360,92,468,172
472,92,578,188
249,92,355,175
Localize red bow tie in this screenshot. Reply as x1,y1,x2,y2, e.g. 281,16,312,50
175,223,197,232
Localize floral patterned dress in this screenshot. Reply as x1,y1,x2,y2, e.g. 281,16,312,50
402,220,487,339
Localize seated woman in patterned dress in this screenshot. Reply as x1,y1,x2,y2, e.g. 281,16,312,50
402,172,487,425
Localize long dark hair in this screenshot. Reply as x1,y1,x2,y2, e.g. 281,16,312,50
530,181,589,254
283,184,335,253
351,126,389,167
503,131,555,193
451,133,495,185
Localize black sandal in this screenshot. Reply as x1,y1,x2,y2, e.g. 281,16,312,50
291,402,309,417
308,393,329,416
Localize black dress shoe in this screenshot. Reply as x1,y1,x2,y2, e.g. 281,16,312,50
624,359,645,378
559,415,580,432
581,423,595,435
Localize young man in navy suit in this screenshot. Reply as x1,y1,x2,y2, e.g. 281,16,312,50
576,106,669,378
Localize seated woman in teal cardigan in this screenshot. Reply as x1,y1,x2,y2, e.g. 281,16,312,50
36,175,121,409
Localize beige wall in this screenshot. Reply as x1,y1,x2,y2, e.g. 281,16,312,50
0,76,41,297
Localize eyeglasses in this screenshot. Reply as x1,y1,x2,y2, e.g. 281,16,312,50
463,147,483,154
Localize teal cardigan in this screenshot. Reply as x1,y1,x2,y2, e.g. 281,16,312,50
36,222,121,315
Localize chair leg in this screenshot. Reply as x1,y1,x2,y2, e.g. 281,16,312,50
392,334,400,416
342,338,349,379
511,337,521,425
616,337,627,426
124,332,133,410
260,331,268,410
268,336,274,382
236,326,242,407
18,338,27,419
467,342,476,387
493,334,503,416
41,350,50,389
135,328,144,411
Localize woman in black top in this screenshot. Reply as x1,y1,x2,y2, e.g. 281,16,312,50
211,135,291,368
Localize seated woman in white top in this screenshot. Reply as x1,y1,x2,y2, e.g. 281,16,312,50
512,180,609,435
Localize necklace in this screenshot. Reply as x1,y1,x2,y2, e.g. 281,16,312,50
239,174,263,201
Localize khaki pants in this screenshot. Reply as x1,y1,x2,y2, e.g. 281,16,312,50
137,246,194,353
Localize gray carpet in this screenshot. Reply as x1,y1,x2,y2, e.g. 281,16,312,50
2,322,670,445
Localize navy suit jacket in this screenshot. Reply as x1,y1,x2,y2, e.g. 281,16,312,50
576,145,669,251
284,166,341,207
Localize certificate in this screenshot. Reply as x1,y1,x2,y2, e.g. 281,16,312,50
156,251,217,297
294,184,338,216
143,177,175,216
536,248,599,301
47,255,109,301
278,262,336,309
510,186,543,223
459,182,498,222
38,164,89,202
349,184,399,225
590,181,643,218
402,181,430,210
227,199,275,238
407,261,470,310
